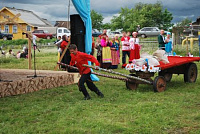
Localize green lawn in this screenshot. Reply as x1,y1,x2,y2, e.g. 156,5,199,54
0,46,200,133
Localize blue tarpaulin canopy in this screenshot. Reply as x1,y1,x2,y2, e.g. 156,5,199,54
71,0,99,81
71,0,92,54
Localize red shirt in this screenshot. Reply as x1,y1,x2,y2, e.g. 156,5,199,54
70,51,100,75
60,41,68,51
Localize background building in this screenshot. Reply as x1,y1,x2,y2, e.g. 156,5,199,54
0,7,53,39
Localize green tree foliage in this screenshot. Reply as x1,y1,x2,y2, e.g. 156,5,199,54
102,23,112,29
110,2,173,31
176,18,192,27
91,10,103,30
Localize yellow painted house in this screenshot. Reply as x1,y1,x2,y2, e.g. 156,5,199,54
0,7,53,39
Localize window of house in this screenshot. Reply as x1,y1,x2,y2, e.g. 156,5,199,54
4,25,9,33
27,25,31,31
4,15,9,19
13,25,17,33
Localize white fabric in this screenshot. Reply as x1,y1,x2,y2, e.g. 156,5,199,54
55,39,63,45
32,34,37,45
153,50,169,64
129,38,139,50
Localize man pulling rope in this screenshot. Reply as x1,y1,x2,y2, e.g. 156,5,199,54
69,44,104,100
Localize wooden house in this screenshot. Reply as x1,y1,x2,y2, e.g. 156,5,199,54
0,7,53,39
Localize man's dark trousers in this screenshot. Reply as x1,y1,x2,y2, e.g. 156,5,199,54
78,72,100,97
122,51,130,64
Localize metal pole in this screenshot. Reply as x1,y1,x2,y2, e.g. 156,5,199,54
186,36,189,55
28,35,32,69
198,31,200,57
68,0,70,29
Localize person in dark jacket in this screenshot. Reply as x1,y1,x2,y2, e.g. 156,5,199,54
158,30,167,50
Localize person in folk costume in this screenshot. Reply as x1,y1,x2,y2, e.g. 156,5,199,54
95,37,102,64
91,36,95,56
110,35,120,69
100,34,112,69
165,32,173,56
98,29,108,39
127,31,131,38
115,34,121,64
121,31,130,67
60,35,71,70
129,32,141,63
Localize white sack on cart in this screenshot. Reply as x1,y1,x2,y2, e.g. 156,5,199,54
148,57,160,66
153,50,169,64
135,58,146,66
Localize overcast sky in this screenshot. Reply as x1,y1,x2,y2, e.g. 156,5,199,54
0,0,199,25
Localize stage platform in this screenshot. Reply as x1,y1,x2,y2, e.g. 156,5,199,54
0,69,80,98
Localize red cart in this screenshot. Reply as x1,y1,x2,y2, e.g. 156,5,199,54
126,56,200,92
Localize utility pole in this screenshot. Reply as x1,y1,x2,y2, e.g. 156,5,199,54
68,0,70,29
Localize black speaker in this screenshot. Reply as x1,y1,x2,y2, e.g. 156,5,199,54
70,14,85,52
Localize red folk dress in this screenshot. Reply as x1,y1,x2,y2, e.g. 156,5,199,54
129,37,140,62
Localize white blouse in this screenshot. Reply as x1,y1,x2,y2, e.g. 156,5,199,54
129,38,139,50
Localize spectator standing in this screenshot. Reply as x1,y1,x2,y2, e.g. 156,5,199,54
158,30,166,50
100,34,112,69
60,35,71,70
129,32,141,62
95,37,102,64
99,29,108,39
115,34,121,64
55,36,62,49
127,31,131,38
136,25,141,32
91,36,95,56
110,36,119,69
121,32,130,66
165,32,173,55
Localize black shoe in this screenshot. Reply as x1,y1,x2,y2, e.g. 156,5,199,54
84,95,91,100
97,92,104,98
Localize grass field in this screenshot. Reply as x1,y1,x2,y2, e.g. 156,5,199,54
0,44,200,133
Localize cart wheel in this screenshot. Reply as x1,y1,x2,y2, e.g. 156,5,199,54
153,76,166,92
184,63,197,83
126,74,139,90
159,71,172,82
126,80,139,90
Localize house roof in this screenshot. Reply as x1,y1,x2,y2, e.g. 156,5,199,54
54,21,70,29
192,16,200,25
5,7,53,27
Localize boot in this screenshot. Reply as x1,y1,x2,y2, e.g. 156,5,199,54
84,95,91,100
96,91,104,98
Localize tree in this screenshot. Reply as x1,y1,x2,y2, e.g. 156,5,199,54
91,10,103,30
176,18,192,27
111,7,130,31
102,23,112,29
110,2,173,31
